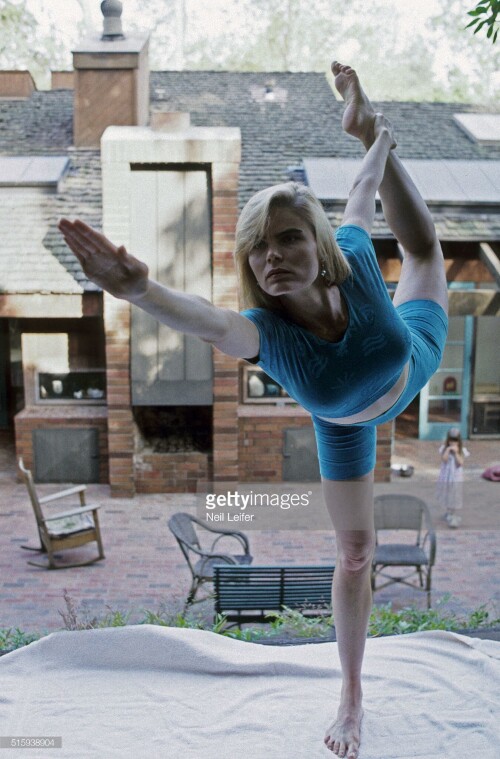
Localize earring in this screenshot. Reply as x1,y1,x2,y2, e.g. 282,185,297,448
320,261,332,286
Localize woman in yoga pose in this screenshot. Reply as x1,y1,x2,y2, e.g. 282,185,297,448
59,62,448,759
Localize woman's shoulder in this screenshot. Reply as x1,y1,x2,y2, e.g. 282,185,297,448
335,224,372,242
240,306,293,336
335,224,373,249
334,224,377,266
241,307,280,324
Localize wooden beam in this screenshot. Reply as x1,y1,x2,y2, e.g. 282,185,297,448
479,243,500,288
0,294,101,319
448,289,500,316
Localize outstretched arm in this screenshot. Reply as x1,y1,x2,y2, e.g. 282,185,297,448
341,113,396,233
58,219,259,359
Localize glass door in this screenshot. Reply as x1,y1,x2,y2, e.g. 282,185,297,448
472,317,500,436
0,321,8,428
419,315,473,440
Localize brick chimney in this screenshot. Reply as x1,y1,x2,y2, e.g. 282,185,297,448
0,71,36,98
72,0,149,147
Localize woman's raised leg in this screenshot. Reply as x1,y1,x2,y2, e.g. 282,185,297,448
332,61,448,314
322,472,375,758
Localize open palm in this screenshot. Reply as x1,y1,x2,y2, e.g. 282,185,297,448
58,219,149,301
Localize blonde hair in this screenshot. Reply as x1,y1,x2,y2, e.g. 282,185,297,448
234,182,351,310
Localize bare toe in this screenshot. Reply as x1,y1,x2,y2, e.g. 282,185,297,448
324,702,362,757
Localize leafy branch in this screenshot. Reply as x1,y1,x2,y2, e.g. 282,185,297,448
466,0,499,42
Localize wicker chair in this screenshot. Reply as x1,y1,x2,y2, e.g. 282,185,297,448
168,512,253,610
371,494,436,608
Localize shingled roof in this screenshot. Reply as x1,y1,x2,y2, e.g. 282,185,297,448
150,72,500,202
0,71,499,292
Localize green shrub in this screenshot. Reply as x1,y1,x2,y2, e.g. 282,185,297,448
0,627,41,652
1,591,498,652
368,595,498,637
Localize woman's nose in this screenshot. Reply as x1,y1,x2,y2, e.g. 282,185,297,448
266,246,282,262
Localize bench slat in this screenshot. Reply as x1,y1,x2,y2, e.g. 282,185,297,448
214,564,334,625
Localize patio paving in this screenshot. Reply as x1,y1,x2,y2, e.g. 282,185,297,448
1,430,499,636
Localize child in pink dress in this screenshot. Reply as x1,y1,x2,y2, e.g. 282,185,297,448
437,427,470,528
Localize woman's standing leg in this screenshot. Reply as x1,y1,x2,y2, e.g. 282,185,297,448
332,62,448,314
322,473,375,758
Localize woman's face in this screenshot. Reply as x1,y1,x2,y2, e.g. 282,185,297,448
247,206,320,296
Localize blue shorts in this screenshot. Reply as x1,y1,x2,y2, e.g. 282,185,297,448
311,299,448,480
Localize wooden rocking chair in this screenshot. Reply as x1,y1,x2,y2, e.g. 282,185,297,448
18,458,105,569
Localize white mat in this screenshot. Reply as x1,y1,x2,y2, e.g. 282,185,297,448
1,626,499,759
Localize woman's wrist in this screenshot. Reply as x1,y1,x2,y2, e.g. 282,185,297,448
124,278,154,304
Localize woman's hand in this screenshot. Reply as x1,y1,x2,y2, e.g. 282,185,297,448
373,112,397,150
58,218,149,301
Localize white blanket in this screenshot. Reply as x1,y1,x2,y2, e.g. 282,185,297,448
1,626,499,758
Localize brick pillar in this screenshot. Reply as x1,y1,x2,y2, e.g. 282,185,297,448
375,419,394,482
211,162,241,483
104,294,135,497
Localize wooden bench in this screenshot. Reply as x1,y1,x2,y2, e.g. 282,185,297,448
213,564,334,626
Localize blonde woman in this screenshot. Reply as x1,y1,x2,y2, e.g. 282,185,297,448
59,62,448,759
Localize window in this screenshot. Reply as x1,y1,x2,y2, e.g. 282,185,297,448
242,366,294,404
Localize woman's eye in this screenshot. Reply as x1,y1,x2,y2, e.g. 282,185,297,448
252,240,266,251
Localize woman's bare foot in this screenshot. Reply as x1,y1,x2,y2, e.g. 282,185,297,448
331,61,376,147
324,688,363,758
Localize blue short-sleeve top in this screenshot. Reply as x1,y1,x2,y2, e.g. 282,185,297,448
241,225,412,418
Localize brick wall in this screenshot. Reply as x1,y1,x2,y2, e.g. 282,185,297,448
374,420,394,482
239,414,312,481
0,71,36,98
135,451,212,493
238,413,394,483
210,162,241,483
104,296,136,497
51,71,74,90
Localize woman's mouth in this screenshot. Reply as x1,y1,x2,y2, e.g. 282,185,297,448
266,268,290,279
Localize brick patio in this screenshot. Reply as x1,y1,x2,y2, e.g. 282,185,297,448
1,430,499,636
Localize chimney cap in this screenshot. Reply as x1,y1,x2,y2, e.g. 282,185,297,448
101,0,125,40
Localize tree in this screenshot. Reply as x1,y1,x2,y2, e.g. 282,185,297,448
1,0,498,102
74,0,96,36
180,0,437,90
429,0,500,103
0,0,68,87
466,0,499,43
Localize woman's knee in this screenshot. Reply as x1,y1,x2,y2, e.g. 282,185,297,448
336,530,376,574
